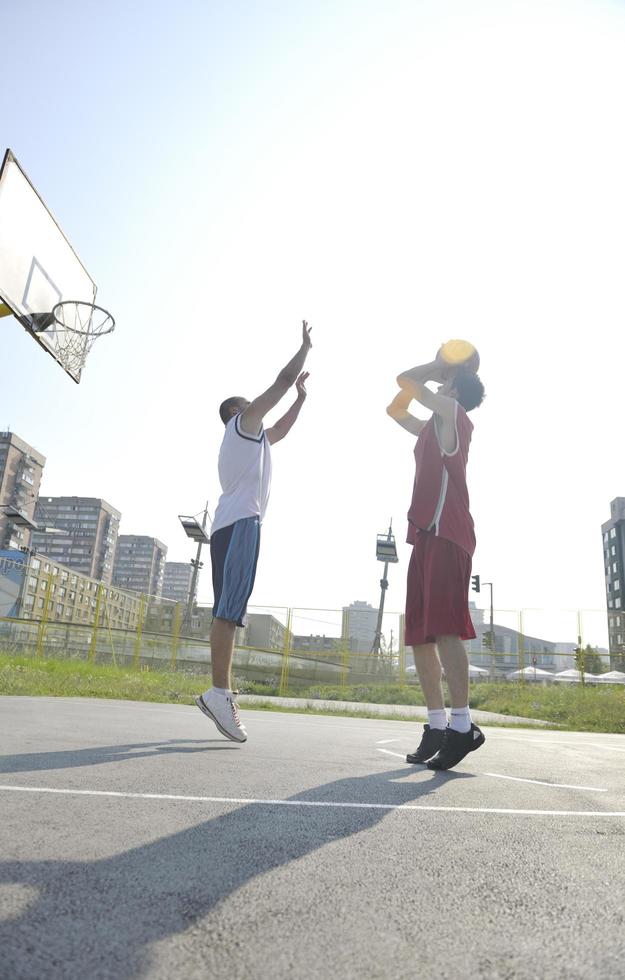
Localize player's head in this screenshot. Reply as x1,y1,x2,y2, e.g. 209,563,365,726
439,369,485,412
219,396,250,425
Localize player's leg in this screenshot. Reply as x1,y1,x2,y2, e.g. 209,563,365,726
436,635,469,711
411,642,445,710
405,536,447,763
196,518,261,742
426,541,485,769
210,617,237,689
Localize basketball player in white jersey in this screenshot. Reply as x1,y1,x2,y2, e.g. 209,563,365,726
195,321,312,741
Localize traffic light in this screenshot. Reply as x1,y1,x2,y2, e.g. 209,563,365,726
471,574,480,593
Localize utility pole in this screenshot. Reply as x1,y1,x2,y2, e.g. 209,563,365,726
371,521,398,670
482,581,495,679
183,501,210,633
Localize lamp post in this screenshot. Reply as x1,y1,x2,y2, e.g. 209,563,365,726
178,503,210,633
371,520,399,671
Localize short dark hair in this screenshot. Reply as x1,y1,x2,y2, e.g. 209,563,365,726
219,396,246,425
453,370,485,412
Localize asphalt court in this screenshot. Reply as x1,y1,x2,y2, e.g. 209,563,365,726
1,697,624,979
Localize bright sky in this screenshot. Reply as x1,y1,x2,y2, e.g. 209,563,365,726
2,0,624,647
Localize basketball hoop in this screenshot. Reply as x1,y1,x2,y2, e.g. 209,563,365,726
33,301,115,381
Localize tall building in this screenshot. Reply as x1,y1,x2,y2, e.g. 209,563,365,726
162,561,193,604
0,432,46,550
112,535,167,596
602,498,625,668
31,497,120,585
342,600,378,653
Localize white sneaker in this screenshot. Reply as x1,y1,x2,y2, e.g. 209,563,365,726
195,689,248,743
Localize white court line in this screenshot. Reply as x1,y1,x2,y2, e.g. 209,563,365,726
0,784,624,817
377,748,405,759
485,772,608,793
376,739,400,745
489,736,625,754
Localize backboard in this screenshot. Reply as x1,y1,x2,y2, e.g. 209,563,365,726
0,148,98,383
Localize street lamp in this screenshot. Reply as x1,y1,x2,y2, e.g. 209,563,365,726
371,520,398,666
178,503,211,631
0,504,65,542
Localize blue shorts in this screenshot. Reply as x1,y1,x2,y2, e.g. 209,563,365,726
210,517,261,626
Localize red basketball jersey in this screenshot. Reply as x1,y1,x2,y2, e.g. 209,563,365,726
407,402,476,557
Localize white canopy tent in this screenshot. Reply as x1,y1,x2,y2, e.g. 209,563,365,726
596,670,625,684
553,669,602,684
506,666,554,682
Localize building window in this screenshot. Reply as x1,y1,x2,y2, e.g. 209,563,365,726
616,599,622,609
610,528,617,539
613,563,618,573
612,546,617,556
31,558,41,571
615,580,621,591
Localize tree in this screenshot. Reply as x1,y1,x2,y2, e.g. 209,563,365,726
573,644,606,675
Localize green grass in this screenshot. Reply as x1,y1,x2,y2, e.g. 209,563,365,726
1,653,624,732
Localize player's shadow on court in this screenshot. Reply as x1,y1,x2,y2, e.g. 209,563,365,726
0,739,235,775
0,764,473,980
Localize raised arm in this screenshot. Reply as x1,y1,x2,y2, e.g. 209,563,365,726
396,354,456,422
386,388,426,436
239,321,312,436
266,372,309,445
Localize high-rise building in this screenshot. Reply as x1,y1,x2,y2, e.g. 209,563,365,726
31,497,120,585
341,600,378,653
162,561,193,604
602,498,625,668
112,535,167,596
0,432,46,550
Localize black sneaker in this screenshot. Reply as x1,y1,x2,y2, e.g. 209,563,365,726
426,724,485,771
406,724,446,764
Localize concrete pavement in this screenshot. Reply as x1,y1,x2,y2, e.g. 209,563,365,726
1,696,624,980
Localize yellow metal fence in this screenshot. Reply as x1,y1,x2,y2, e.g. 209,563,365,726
0,595,620,692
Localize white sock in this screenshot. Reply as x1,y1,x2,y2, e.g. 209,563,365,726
449,706,471,733
427,709,448,730
205,686,230,698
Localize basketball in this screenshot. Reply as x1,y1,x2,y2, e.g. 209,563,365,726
440,339,480,373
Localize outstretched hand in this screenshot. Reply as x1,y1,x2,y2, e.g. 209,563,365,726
295,371,309,399
302,320,313,350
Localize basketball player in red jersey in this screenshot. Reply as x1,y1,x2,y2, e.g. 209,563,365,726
387,349,485,770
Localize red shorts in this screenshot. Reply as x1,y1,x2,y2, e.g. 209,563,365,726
405,531,476,646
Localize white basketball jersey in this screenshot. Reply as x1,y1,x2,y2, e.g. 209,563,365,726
211,415,272,534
